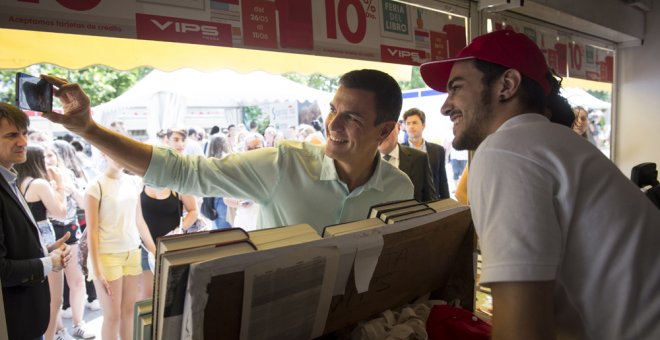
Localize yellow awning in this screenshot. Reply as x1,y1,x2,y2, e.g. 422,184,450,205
1,28,412,80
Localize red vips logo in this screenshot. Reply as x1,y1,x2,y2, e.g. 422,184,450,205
136,13,232,47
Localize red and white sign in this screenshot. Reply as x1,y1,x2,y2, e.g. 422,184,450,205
241,0,277,48
380,44,427,65
1,0,469,68
136,13,233,47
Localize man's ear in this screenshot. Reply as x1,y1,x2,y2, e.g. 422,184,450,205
498,69,522,102
378,121,396,142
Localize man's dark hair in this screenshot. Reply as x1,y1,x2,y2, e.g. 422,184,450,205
0,103,29,130
228,124,235,130
188,127,198,137
473,59,574,127
403,108,426,125
338,69,402,125
249,120,257,129
210,125,220,135
167,128,187,140
544,72,574,127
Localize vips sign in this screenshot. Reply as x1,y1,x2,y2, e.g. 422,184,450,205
1,0,468,67
136,13,233,47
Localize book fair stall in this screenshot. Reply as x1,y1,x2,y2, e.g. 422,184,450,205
3,0,650,339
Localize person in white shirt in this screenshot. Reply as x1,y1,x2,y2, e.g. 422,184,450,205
420,29,660,339
85,153,142,340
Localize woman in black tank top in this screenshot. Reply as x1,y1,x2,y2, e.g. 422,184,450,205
140,187,182,241
136,182,199,300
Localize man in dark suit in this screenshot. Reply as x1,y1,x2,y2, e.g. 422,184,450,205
0,103,71,340
402,108,450,199
379,122,437,202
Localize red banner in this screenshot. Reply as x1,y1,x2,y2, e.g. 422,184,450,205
136,13,232,47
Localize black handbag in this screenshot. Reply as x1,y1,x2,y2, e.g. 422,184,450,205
200,196,218,220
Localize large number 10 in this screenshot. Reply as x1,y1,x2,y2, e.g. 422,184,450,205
18,0,102,11
569,42,583,71
325,0,367,44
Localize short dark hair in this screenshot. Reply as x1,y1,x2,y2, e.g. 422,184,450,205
403,108,426,125
167,128,187,140
338,69,402,125
473,59,573,127
249,120,257,129
0,103,29,130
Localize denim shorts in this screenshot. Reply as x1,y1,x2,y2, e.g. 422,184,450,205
36,221,56,245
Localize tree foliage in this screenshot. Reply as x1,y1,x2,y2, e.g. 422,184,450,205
398,67,426,90
0,64,152,106
283,73,339,93
242,105,270,135
283,67,426,94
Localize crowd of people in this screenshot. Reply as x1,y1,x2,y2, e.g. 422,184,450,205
1,30,659,340
3,117,347,339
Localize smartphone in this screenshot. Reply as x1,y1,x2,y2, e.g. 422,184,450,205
15,72,53,112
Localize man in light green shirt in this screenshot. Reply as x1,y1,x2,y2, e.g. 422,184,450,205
42,69,414,234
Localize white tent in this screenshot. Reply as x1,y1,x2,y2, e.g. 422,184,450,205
92,68,334,139
561,87,611,110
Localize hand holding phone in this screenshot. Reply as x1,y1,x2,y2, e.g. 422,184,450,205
15,72,53,112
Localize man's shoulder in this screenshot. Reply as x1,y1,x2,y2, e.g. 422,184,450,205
399,144,427,160
425,141,445,152
277,140,325,157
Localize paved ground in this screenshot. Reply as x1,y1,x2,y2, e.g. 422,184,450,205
61,305,103,339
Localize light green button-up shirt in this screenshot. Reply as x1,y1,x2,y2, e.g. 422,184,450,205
143,141,414,234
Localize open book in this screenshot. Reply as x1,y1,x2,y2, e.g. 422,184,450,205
152,224,322,340
157,240,256,340
152,228,249,340
177,205,473,339
179,223,333,340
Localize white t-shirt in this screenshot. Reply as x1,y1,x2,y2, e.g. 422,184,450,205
86,173,142,254
469,114,660,339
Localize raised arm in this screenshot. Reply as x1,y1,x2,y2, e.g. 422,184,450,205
40,75,152,176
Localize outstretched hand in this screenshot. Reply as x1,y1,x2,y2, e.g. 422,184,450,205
40,75,96,136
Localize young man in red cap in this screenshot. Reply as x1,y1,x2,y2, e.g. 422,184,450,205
420,29,660,339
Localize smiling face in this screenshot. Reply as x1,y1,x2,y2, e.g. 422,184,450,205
325,86,392,171
0,118,28,169
441,60,497,151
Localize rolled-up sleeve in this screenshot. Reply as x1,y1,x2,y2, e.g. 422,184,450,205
143,146,280,203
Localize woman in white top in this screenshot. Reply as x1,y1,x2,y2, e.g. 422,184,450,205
85,153,142,340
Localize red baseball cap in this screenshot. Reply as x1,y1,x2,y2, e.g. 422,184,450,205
420,29,551,95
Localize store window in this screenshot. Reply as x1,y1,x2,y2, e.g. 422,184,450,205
483,12,615,158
